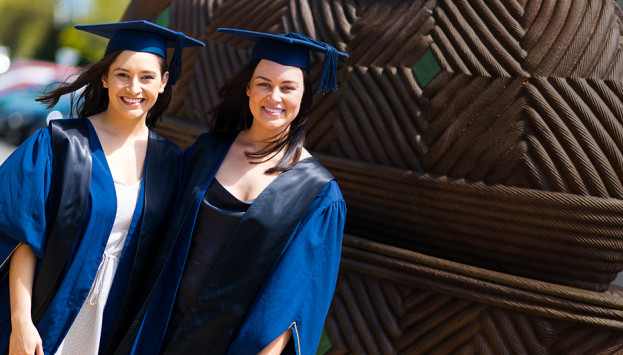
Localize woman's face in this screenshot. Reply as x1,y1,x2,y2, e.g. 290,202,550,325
102,50,168,122
246,59,305,135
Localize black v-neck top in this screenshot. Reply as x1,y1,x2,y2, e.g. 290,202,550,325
165,179,253,346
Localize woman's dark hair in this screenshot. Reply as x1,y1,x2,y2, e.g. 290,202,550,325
37,50,173,128
209,59,313,174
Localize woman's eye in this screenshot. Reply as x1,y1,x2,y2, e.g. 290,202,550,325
116,73,129,78
283,86,295,91
258,82,270,87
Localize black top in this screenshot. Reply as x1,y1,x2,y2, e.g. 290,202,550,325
165,179,252,347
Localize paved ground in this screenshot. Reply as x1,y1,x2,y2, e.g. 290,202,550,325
0,139,15,164
1,138,622,287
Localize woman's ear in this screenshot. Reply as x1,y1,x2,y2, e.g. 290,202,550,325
102,76,108,89
160,72,169,93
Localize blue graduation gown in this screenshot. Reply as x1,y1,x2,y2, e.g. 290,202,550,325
0,119,181,353
228,180,345,355
127,132,346,355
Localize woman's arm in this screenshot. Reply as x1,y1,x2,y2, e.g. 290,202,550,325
9,243,43,355
230,182,346,354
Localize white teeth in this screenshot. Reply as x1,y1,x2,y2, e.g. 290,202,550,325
265,107,283,113
123,97,143,104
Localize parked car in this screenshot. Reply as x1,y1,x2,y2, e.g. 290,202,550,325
0,60,79,145
0,84,74,145
0,59,78,96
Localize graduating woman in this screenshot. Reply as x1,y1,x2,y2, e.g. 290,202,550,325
121,29,348,354
0,21,203,354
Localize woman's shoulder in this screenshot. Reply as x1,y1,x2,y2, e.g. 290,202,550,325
295,158,344,207
148,129,183,155
185,130,237,157
193,130,237,146
17,125,53,153
315,179,344,206
0,126,53,179
148,129,180,146
296,156,334,182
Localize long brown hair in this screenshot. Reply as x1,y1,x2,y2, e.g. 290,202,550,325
209,59,313,174
37,50,173,128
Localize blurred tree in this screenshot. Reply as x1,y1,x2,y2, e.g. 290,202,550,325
0,0,57,60
58,0,131,65
0,0,129,64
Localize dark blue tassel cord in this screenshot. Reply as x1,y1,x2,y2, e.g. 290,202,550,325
168,32,185,86
285,32,341,94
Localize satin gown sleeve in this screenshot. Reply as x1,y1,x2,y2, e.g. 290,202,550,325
0,127,52,262
228,180,346,355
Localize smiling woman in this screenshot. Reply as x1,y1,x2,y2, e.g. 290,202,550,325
0,20,203,355
245,61,304,143
90,50,168,185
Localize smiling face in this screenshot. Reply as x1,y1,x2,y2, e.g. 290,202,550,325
246,59,305,137
102,50,168,123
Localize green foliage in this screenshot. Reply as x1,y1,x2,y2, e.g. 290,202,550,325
316,327,333,354
0,0,131,64
58,24,108,65
57,0,132,64
0,0,56,60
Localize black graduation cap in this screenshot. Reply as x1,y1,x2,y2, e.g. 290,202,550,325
75,20,205,85
217,28,348,93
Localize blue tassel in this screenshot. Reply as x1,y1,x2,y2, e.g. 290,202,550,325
318,47,338,94
168,31,185,86
285,33,340,94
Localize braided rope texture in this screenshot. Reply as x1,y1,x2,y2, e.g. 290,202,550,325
330,236,623,354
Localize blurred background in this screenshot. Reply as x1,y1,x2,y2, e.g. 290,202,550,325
0,0,129,147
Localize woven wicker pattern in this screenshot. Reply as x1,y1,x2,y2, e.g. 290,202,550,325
329,235,623,354
322,1,623,192
319,153,623,291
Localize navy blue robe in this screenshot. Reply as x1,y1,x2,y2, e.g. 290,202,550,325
0,118,181,353
125,132,346,355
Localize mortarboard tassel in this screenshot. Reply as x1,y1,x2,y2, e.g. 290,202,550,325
318,47,338,94
168,31,185,86
285,33,340,94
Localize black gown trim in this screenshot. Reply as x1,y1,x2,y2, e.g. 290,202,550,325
165,136,334,353
114,131,237,354
103,130,182,354
32,118,92,323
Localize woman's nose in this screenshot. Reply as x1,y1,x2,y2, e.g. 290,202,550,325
268,87,282,101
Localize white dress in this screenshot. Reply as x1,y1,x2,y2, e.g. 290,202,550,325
55,179,141,355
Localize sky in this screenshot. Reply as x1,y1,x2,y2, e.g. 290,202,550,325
55,0,93,24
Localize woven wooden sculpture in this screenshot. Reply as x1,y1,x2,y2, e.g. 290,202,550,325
123,0,623,353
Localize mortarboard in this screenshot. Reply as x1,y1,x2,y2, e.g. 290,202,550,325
217,28,348,93
75,20,205,86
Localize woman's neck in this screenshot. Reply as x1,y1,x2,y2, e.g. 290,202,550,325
89,112,148,139
243,125,288,150
87,112,149,185
233,130,286,167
